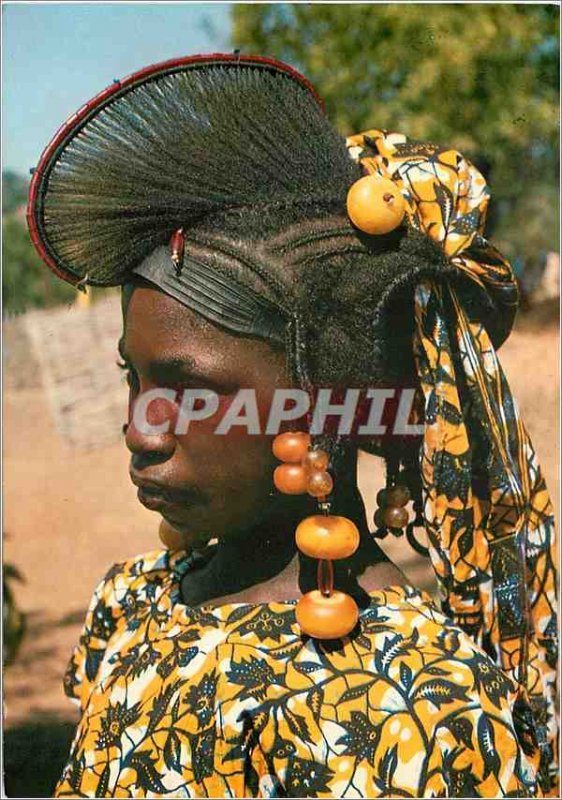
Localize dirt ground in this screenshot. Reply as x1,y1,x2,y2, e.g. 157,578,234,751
2,312,559,793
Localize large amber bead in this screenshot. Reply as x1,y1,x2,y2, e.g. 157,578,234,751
295,515,360,560
347,175,406,235
159,518,192,552
273,463,308,494
296,590,359,639
272,432,311,463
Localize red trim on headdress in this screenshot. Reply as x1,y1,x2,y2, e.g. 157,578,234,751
27,53,324,285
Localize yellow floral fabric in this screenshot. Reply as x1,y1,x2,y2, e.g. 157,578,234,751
346,128,558,795
56,549,540,798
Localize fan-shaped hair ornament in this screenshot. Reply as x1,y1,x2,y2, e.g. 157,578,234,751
27,53,335,287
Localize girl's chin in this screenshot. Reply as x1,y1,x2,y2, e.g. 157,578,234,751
160,513,214,548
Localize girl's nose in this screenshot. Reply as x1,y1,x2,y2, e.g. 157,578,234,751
125,390,178,466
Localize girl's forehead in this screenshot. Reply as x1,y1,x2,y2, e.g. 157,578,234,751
124,285,215,340
122,284,287,379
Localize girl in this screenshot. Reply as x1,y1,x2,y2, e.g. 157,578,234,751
28,54,557,798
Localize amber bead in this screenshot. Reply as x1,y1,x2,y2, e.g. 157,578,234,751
383,505,409,529
159,518,192,552
347,175,406,235
306,470,334,498
386,485,411,507
302,448,329,472
272,431,311,463
273,463,308,495
296,590,359,639
376,488,388,507
296,515,360,560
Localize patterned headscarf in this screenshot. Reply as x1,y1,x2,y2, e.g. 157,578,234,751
347,128,558,795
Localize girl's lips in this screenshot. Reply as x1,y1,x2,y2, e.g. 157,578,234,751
137,488,179,511
135,483,196,511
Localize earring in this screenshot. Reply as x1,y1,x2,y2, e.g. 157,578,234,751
272,431,360,639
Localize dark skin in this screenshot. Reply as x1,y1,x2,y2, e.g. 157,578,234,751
122,285,405,607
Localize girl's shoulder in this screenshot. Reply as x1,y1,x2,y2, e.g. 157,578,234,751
82,548,190,620
62,549,183,706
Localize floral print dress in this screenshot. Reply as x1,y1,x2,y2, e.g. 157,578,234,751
55,548,540,798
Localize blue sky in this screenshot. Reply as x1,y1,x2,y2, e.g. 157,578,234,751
2,3,233,175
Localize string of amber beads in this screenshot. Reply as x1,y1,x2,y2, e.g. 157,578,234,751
374,483,411,531
272,433,359,639
272,433,333,501
295,513,360,638
347,174,406,235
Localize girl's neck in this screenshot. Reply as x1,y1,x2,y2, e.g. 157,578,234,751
179,499,406,608
179,511,302,607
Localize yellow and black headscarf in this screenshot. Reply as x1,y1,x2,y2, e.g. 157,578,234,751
347,127,557,792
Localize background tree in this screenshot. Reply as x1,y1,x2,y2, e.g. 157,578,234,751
3,7,558,313
3,171,29,215
3,173,76,315
232,4,559,266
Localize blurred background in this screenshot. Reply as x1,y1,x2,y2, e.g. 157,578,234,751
2,3,559,796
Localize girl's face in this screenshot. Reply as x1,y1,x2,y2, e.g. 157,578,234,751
122,285,307,542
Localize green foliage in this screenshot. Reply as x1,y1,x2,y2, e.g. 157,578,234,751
232,4,559,253
2,200,76,315
3,171,29,214
494,182,560,264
